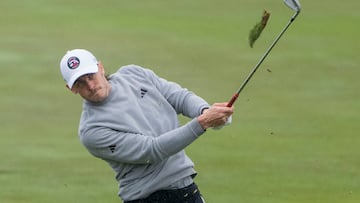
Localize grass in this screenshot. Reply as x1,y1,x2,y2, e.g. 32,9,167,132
1,0,359,202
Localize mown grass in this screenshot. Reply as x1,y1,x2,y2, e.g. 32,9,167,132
1,0,359,202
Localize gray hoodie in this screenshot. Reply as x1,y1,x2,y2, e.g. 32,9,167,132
78,65,209,201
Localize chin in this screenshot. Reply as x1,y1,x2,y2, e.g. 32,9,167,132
92,96,107,103
86,93,106,103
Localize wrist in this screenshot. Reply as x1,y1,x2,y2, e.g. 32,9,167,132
200,107,209,115
197,114,210,130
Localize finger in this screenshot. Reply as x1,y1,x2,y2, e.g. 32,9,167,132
212,102,229,107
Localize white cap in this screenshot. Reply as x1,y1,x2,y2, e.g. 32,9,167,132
60,49,99,89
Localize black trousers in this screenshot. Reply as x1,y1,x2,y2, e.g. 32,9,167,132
124,183,204,203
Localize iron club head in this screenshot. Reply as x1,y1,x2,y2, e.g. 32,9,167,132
284,0,301,12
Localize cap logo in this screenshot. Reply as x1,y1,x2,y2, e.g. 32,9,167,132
67,56,80,69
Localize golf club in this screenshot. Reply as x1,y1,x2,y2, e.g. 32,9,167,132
227,0,301,107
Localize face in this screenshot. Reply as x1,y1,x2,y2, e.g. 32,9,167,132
69,62,111,103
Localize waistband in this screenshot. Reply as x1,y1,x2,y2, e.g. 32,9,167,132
124,183,200,203
166,175,194,189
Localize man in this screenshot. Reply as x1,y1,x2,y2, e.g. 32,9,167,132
60,49,234,203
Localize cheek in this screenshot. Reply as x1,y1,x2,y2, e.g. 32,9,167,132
77,89,89,97
79,92,91,100
98,76,107,84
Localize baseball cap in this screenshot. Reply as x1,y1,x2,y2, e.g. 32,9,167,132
60,49,99,89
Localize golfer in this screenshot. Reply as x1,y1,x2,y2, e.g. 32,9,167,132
60,49,234,203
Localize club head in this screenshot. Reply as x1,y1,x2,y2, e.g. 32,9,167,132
284,0,301,12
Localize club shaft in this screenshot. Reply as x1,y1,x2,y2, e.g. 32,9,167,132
227,11,299,107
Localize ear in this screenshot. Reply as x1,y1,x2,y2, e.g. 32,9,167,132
66,84,78,94
98,61,105,75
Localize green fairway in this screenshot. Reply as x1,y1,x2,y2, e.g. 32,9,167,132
1,0,359,202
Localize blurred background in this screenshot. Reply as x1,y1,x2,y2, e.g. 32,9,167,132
1,0,359,202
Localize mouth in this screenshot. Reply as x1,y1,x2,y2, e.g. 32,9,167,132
89,87,102,97
87,87,110,103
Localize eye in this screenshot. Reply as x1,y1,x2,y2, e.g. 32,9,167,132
73,73,96,89
74,80,85,88
87,73,95,80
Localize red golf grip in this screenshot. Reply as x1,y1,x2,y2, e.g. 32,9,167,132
227,93,239,107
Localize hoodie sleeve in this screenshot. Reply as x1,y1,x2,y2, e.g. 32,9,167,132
140,66,210,118
80,118,205,164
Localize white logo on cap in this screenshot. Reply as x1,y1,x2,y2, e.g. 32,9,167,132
67,56,80,69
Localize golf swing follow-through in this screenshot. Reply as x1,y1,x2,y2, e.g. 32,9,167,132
227,0,301,107
59,1,301,202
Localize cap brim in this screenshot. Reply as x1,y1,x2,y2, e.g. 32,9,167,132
67,64,98,89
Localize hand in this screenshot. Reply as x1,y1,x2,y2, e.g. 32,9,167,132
197,102,234,130
212,115,232,130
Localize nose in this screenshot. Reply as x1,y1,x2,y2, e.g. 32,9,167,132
84,78,96,91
